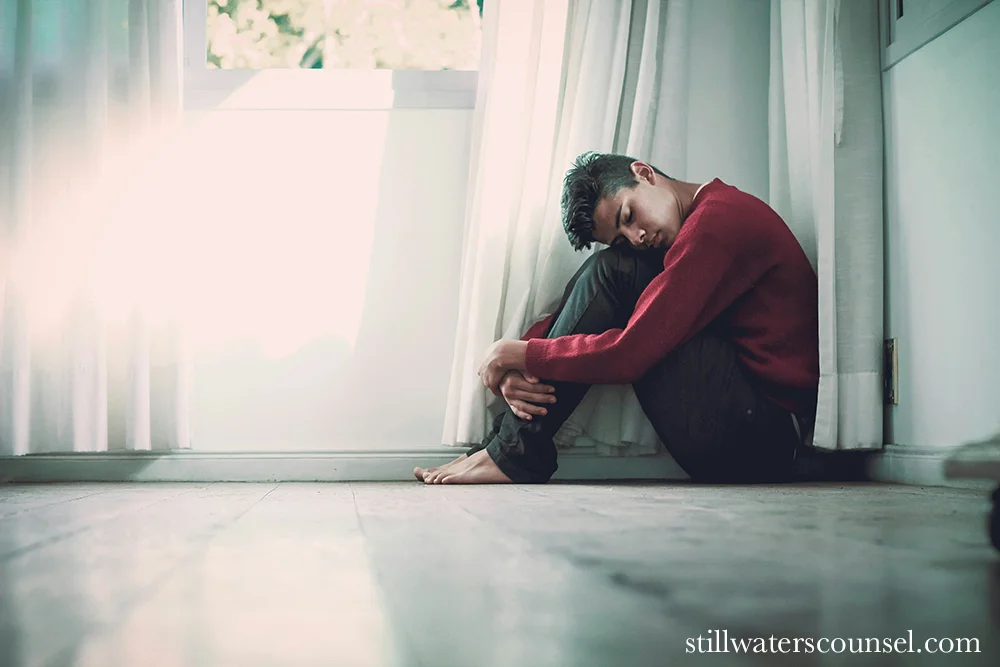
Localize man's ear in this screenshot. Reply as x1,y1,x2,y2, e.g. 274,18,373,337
630,161,655,184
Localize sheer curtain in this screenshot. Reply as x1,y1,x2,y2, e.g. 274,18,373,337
443,0,697,455
769,0,883,450
445,0,883,455
0,0,189,455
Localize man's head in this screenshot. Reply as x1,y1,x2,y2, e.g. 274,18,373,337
561,152,684,251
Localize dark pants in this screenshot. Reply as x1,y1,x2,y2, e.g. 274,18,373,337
468,246,804,484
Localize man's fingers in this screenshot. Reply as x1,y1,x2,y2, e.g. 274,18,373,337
485,371,502,395
483,365,505,395
518,394,556,405
511,378,555,394
511,389,557,404
523,373,539,383
511,400,547,418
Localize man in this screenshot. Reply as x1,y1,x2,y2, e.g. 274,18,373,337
416,152,819,485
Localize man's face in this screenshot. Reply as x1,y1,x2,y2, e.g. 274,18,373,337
592,162,682,251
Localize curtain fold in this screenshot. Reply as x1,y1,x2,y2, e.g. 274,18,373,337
1,0,189,455
768,0,883,450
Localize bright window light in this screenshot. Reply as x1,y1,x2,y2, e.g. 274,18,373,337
205,0,483,70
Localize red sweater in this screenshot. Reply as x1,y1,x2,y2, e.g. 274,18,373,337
522,179,819,415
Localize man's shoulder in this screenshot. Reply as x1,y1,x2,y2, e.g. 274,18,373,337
684,187,799,257
691,184,787,234
698,184,779,222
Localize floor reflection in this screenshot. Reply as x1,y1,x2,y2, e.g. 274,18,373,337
0,482,997,667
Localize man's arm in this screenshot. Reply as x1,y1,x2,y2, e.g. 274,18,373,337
475,314,553,395
523,232,763,384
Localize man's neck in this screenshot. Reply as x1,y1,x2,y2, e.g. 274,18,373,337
677,180,710,218
692,180,711,202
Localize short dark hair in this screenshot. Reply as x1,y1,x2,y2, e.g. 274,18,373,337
560,152,670,251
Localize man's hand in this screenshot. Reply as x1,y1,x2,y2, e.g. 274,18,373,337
477,339,528,395
500,371,556,421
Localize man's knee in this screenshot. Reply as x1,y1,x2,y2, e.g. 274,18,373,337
588,247,664,299
586,247,641,294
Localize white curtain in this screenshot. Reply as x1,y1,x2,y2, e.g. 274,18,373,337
443,0,698,455
769,0,883,450
446,0,883,455
0,0,189,455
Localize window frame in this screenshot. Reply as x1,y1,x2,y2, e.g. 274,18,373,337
879,0,993,70
182,0,479,111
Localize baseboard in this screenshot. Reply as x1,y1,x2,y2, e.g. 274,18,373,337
0,449,688,483
868,444,995,490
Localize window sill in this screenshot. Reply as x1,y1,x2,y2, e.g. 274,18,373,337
184,68,478,111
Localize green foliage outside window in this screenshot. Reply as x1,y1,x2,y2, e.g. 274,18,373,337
207,0,483,70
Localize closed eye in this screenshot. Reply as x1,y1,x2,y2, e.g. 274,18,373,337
610,212,634,247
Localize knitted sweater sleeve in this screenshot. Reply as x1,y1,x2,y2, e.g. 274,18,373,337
524,232,756,384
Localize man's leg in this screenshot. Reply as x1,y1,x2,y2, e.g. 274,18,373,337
632,330,800,483
461,246,667,483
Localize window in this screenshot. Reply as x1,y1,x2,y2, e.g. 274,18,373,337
879,0,992,70
184,0,482,109
205,0,482,70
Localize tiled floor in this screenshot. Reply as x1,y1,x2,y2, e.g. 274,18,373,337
1,482,998,666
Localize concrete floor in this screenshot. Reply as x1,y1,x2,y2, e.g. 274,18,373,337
1,482,998,667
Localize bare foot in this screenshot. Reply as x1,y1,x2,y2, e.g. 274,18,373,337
423,449,512,485
414,454,467,482
420,455,467,484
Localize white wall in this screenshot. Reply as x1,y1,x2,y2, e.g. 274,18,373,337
883,0,1000,450
179,109,473,450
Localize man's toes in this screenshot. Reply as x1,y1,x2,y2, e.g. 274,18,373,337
417,458,460,482
439,467,467,484
427,465,457,484
415,466,440,481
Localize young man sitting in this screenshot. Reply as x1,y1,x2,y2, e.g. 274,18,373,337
416,152,819,485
